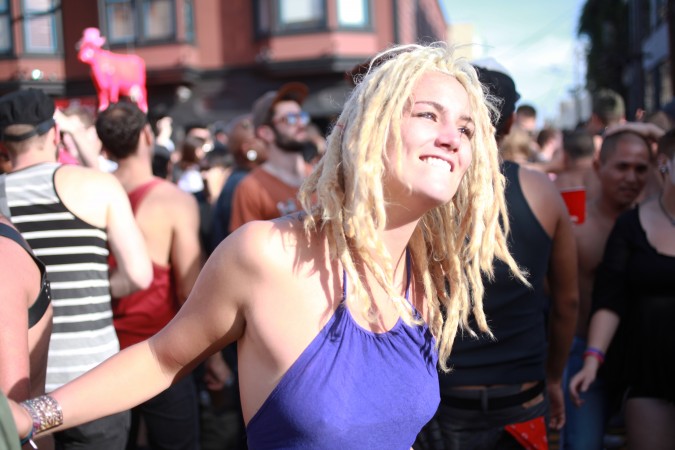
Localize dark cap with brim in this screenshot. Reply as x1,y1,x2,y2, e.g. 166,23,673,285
0,89,55,142
251,82,309,130
472,58,520,135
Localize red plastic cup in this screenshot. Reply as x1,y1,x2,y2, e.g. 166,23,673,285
560,187,586,224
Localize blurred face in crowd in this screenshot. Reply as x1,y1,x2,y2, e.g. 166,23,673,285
596,134,650,209
270,100,309,153
515,112,537,137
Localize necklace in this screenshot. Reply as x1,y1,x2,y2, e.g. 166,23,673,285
658,194,675,226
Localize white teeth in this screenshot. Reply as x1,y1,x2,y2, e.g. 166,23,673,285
421,156,451,171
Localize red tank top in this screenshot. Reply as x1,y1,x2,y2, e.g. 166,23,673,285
110,178,177,349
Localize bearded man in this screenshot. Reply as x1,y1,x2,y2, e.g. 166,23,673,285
228,83,314,232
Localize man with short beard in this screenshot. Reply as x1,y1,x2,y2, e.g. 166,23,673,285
228,83,312,232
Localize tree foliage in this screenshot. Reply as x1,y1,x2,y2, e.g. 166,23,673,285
578,0,630,96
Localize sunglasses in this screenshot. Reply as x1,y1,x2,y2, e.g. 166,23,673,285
274,111,310,126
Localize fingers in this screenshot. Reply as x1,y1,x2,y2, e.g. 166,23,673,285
604,122,665,142
548,414,565,431
568,376,583,406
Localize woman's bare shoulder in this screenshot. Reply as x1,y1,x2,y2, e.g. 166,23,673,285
212,216,311,279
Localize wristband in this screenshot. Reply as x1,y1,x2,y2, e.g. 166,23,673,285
583,346,605,365
19,426,36,448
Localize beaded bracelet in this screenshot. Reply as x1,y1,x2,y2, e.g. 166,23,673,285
20,395,63,439
583,346,606,365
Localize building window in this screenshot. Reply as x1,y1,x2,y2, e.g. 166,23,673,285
106,0,134,43
22,0,59,54
0,0,11,54
256,0,327,35
337,0,370,29
142,0,173,40
103,0,177,45
183,0,194,42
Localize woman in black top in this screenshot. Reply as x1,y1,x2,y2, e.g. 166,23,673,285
571,128,675,448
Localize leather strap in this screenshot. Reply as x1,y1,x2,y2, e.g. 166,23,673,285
440,381,545,411
0,223,52,328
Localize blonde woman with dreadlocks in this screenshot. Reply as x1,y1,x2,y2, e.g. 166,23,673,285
8,43,521,450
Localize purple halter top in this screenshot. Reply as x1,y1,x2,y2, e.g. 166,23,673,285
245,252,439,449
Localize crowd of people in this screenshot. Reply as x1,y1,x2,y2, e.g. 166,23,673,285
0,41,673,450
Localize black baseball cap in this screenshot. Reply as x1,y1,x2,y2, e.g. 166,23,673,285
0,89,56,142
472,58,520,135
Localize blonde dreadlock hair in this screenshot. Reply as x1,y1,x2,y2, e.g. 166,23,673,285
298,42,525,372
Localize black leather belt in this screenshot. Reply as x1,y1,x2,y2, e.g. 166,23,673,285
440,381,545,411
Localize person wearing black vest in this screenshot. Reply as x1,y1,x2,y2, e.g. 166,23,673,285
416,59,578,450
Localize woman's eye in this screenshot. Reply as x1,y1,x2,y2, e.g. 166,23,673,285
459,127,474,138
415,111,437,121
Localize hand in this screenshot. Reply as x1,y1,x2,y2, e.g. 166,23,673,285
604,122,665,143
203,352,232,391
546,380,565,430
568,359,600,407
156,117,173,140
546,146,565,174
54,109,85,135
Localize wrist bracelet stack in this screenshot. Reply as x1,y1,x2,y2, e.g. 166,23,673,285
19,395,63,447
583,346,606,365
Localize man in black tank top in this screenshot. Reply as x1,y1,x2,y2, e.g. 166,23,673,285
416,60,578,450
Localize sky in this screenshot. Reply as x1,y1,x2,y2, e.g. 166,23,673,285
440,0,589,127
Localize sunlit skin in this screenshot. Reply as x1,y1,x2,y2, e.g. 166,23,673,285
384,72,474,225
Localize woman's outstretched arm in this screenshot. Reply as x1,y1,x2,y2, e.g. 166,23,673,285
10,228,252,439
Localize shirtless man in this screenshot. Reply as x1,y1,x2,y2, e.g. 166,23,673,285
561,129,652,449
417,59,578,450
0,88,152,450
95,101,205,450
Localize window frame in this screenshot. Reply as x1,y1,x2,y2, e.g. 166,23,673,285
21,0,61,55
336,0,372,31
183,0,194,43
0,0,13,56
101,0,182,47
254,0,328,38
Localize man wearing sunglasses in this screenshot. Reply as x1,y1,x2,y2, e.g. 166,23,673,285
229,82,313,233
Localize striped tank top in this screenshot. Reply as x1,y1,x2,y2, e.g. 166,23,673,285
3,162,119,391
